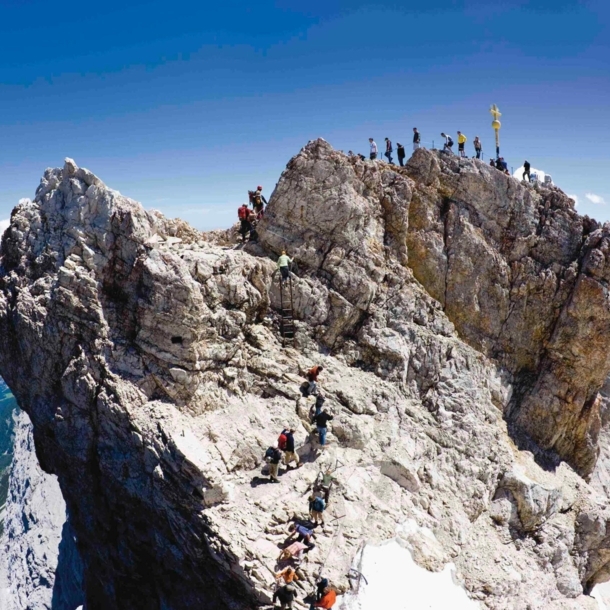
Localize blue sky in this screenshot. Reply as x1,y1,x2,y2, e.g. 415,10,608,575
0,0,608,229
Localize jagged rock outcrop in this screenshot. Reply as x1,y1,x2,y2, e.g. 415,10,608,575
1,143,610,609
0,411,83,610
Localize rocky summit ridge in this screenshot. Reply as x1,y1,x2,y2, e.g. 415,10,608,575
2,141,610,609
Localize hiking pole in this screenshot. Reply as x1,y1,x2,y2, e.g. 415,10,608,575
347,568,368,585
329,514,346,523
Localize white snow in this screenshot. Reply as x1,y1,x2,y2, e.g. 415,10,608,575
340,538,480,610
592,581,610,609
512,165,551,185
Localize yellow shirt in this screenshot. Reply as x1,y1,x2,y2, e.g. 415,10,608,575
458,134,467,144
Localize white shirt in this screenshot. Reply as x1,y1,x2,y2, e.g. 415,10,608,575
370,141,378,153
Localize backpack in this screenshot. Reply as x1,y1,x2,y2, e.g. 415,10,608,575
447,137,453,146
278,433,288,450
265,447,275,462
312,497,325,512
238,206,248,220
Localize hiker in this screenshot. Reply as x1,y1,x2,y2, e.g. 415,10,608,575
287,522,315,549
278,540,307,562
413,127,421,151
277,250,292,284
306,365,323,396
368,138,377,160
273,583,297,609
457,131,467,157
523,160,531,182
384,137,393,164
314,407,334,447
315,578,329,602
311,586,337,609
275,566,299,585
249,186,267,217
396,143,406,166
237,204,252,242
499,157,509,172
281,428,300,469
357,153,366,161
308,494,326,525
264,444,283,483
473,136,482,159
309,395,325,423
314,468,333,504
441,132,453,153
490,158,496,167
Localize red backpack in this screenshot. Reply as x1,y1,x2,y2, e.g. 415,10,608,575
238,206,248,220
278,433,288,450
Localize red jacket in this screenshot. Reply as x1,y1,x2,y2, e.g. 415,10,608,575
315,590,336,608
308,366,322,382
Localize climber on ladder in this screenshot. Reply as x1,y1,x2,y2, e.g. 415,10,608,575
277,252,295,341
277,250,292,283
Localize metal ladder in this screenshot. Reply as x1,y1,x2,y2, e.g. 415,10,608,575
279,271,295,342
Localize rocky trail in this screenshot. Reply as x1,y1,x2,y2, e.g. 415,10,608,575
2,141,610,609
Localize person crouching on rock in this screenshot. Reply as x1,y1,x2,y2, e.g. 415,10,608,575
278,540,308,563
275,566,300,585
287,522,316,549
277,250,292,284
264,443,283,483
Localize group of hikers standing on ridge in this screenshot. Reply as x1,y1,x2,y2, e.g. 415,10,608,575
262,364,341,609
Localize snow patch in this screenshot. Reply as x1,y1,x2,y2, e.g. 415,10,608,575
341,533,479,609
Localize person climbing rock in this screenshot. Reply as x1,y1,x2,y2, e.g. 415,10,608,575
306,365,323,396
278,540,307,562
265,444,282,483
314,468,334,504
413,127,421,151
281,428,300,469
314,408,333,447
308,494,326,525
523,160,531,182
309,395,325,423
287,522,315,549
310,586,337,609
441,133,453,153
368,138,377,160
277,250,292,284
473,136,482,159
237,203,252,242
396,143,406,166
457,131,467,157
273,583,297,609
275,566,299,585
315,577,329,602
384,138,393,164
248,186,267,217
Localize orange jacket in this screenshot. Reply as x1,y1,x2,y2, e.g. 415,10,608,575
316,590,337,608
275,567,299,583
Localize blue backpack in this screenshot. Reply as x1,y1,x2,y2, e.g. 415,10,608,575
312,497,325,512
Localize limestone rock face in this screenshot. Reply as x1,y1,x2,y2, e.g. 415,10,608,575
0,411,83,610
1,145,610,609
405,149,610,476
